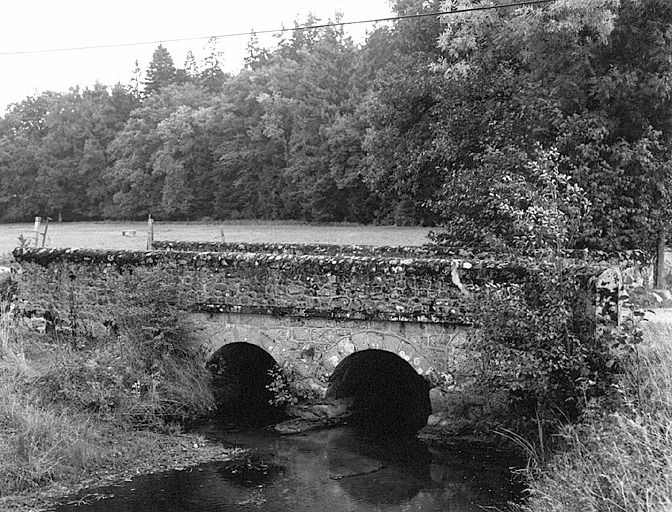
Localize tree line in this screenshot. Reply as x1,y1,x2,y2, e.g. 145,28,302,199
0,0,670,254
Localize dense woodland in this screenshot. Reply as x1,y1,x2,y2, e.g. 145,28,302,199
0,0,671,253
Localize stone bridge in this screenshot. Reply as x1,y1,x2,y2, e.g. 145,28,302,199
12,242,615,432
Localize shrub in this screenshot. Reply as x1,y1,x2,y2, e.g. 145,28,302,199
266,361,321,408
0,267,222,498
455,157,620,454
468,263,617,457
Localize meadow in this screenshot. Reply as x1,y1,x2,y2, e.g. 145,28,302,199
1,221,433,254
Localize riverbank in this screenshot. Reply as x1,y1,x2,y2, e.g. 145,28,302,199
0,427,246,512
0,277,245,512
519,319,672,511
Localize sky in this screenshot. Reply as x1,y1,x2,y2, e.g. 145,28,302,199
0,0,395,113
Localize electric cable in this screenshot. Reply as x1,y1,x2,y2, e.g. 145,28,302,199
0,0,554,56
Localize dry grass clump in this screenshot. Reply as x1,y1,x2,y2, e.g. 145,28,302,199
521,321,672,512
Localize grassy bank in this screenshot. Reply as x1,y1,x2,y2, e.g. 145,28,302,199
0,288,241,511
520,320,672,512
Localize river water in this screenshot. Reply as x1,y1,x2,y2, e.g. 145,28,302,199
51,422,524,512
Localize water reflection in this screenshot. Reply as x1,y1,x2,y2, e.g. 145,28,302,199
326,429,431,504
51,424,523,512
215,452,284,487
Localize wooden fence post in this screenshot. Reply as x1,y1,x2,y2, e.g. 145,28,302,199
655,230,666,288
41,217,52,247
33,217,41,247
147,215,154,250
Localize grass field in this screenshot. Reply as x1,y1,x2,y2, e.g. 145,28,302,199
0,221,433,254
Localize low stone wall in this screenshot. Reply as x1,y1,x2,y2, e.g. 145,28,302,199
152,240,645,262
12,247,545,326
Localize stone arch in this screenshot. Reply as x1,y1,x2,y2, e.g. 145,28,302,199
205,342,281,420
325,349,431,435
321,330,434,377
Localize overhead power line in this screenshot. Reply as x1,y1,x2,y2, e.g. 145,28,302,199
0,0,554,56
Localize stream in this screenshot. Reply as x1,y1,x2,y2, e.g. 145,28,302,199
51,422,524,512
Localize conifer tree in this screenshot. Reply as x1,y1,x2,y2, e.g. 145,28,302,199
144,45,177,96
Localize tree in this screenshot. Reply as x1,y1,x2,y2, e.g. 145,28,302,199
255,18,374,221
426,0,672,255
362,0,445,225
200,37,227,93
0,84,138,221
130,60,142,99
144,45,178,96
244,31,270,71
578,0,672,268
105,84,209,219
184,50,199,81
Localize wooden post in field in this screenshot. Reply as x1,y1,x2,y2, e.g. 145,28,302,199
41,217,52,247
33,217,41,247
147,215,154,250
655,230,666,288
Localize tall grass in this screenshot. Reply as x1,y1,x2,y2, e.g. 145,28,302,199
0,383,100,495
0,314,100,496
520,321,672,512
0,271,216,497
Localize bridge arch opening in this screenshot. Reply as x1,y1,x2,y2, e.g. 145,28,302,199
206,342,281,421
325,349,431,435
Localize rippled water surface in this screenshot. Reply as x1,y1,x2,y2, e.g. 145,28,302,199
52,423,524,512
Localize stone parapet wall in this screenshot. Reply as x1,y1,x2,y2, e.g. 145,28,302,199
151,240,644,263
13,248,615,332
13,247,555,327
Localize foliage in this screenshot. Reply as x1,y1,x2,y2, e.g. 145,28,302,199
363,0,445,225
464,147,616,454
266,361,321,408
0,382,100,496
469,273,615,446
0,319,237,501
519,321,672,512
143,44,179,96
429,0,672,254
0,85,138,221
